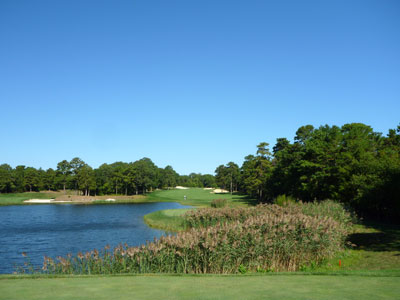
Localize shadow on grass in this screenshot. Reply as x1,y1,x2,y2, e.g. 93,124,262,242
229,193,258,206
348,222,400,252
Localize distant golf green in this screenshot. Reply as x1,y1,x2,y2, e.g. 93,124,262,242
147,188,256,207
0,273,399,300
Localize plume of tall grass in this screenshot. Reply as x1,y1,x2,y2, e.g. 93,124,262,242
184,200,354,231
211,199,227,208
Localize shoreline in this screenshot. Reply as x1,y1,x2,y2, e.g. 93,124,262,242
0,192,151,206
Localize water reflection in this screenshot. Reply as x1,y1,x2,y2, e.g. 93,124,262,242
0,202,190,274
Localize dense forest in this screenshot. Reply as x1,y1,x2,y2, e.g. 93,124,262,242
1,122,399,220
215,123,400,220
0,158,216,196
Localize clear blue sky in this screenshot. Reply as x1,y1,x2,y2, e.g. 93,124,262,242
1,0,399,175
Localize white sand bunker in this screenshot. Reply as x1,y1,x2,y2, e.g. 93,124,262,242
175,186,189,190
211,189,229,194
24,199,54,203
105,198,116,202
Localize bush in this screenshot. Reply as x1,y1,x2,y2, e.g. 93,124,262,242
274,194,295,206
211,199,227,208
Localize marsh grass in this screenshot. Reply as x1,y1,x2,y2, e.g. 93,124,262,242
20,201,352,275
184,200,354,231
211,199,227,208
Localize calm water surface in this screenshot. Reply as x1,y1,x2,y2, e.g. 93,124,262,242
0,202,191,274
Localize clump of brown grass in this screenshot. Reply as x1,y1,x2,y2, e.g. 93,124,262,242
211,198,227,208
184,200,354,231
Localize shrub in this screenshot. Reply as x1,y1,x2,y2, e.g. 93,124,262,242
211,199,227,208
274,194,295,206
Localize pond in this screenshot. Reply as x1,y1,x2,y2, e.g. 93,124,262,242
0,202,191,274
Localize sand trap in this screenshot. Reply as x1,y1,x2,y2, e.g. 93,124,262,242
105,198,116,202
175,186,189,190
211,189,229,194
24,199,54,203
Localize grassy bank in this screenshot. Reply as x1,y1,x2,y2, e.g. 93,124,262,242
0,192,59,205
143,208,191,231
0,188,251,207
1,272,399,300
147,188,256,207
0,191,147,205
289,220,400,272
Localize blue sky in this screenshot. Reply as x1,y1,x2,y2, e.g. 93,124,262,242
0,0,399,175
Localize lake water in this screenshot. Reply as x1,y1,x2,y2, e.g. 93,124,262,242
0,202,191,274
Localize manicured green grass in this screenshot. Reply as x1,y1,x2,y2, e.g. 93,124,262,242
147,188,256,207
0,273,399,300
143,208,191,231
0,192,59,205
305,221,400,272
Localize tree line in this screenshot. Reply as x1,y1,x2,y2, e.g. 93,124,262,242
0,158,216,196
215,123,400,220
2,122,399,219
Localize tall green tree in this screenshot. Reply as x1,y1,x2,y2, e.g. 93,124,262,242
123,164,136,195
0,164,14,193
77,165,96,196
241,143,273,201
70,157,85,195
109,162,127,195
215,165,229,190
215,162,239,193
13,166,26,192
200,174,216,188
95,163,113,195
43,168,56,191
132,158,157,194
24,167,40,192
160,166,178,189
56,160,71,193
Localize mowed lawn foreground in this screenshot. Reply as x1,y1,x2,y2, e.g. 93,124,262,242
1,274,399,300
